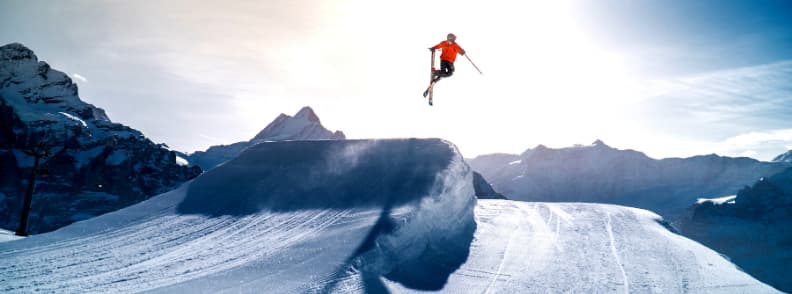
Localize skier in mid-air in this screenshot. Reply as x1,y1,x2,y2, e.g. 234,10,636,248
429,33,465,83
422,33,482,105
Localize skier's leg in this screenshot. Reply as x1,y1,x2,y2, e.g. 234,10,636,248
436,60,451,78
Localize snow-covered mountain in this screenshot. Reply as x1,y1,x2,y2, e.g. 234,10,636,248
772,150,792,162
0,43,201,234
469,140,791,219
186,106,345,170
681,167,792,292
0,139,777,293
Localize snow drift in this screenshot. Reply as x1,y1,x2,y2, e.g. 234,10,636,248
0,139,477,293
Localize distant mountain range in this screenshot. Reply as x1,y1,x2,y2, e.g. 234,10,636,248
185,106,345,171
0,43,201,233
469,140,791,219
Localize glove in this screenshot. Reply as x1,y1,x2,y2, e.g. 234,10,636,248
428,47,434,51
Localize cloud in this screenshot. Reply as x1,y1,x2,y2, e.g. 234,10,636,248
712,128,792,160
721,129,792,148
620,60,792,161
639,60,792,137
72,73,88,83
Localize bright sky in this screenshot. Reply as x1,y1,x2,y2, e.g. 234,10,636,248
2,0,792,160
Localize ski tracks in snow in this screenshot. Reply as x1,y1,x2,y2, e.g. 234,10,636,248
0,209,352,293
481,203,522,294
478,202,561,294
606,211,630,294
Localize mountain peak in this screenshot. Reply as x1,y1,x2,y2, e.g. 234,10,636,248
592,139,607,146
194,106,346,170
0,43,37,62
294,106,320,123
252,106,341,142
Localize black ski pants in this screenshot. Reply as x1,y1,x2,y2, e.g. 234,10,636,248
435,60,455,79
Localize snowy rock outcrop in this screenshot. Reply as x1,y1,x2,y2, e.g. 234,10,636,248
681,167,792,292
0,43,201,234
186,106,345,171
469,140,791,219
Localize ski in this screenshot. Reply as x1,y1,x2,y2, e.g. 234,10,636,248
424,50,436,106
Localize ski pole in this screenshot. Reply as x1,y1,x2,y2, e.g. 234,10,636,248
464,54,483,75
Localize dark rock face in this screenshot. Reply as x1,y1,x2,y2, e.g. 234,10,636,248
0,43,200,234
687,168,792,223
472,172,506,200
681,168,792,292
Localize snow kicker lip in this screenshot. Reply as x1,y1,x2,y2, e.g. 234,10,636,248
177,138,456,216
174,138,476,292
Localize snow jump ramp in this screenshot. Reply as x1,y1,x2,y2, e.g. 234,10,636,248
0,139,779,293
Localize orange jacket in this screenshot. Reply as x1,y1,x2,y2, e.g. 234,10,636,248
432,41,465,63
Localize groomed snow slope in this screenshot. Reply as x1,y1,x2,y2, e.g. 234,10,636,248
378,200,779,293
0,139,777,293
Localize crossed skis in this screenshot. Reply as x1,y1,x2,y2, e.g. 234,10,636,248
422,50,482,106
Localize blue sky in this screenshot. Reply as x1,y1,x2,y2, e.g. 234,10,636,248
579,0,792,76
2,0,792,160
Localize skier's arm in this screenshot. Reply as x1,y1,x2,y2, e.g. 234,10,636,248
457,44,466,55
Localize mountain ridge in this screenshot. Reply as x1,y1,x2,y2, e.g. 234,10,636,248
469,140,791,219
186,106,346,171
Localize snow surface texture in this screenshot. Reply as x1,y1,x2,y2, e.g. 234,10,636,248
325,200,778,293
0,229,22,243
186,106,346,171
469,140,790,220
696,195,736,205
0,139,478,293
